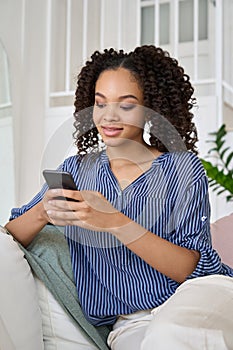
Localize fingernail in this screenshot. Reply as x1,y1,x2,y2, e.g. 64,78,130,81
51,189,59,194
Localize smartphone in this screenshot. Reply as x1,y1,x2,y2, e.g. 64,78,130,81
43,169,78,201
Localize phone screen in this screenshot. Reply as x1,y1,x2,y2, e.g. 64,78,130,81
43,170,78,201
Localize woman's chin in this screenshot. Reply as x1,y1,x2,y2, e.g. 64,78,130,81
103,138,125,148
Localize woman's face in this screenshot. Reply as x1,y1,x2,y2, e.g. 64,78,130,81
93,68,145,148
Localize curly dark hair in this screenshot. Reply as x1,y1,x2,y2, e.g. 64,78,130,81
73,45,198,155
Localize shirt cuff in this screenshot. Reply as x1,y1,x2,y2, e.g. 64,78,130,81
186,245,222,280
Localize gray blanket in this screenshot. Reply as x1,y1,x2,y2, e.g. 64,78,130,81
18,225,110,350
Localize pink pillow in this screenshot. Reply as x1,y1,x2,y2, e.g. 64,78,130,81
211,213,233,268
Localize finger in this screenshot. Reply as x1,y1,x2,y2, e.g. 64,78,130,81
81,191,117,214
46,209,80,222
49,189,84,202
45,189,62,200
47,199,81,211
46,210,68,220
47,218,71,227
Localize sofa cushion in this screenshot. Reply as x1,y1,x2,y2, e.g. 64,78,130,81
211,213,233,268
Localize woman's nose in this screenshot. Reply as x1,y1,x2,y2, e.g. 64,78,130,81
103,103,120,122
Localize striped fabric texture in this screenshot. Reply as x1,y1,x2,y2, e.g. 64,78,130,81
10,151,233,326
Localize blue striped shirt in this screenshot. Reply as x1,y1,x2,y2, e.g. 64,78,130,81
10,151,233,326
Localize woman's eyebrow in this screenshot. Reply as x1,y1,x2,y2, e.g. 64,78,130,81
95,92,106,99
119,94,139,101
95,92,139,101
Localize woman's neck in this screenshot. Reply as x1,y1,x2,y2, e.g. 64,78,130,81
106,142,161,168
105,142,163,190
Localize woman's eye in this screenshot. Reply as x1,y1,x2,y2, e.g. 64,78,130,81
95,102,106,109
120,104,136,111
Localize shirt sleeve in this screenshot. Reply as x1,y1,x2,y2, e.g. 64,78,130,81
9,163,64,221
170,174,223,279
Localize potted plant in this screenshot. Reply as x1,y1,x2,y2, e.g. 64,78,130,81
200,124,233,202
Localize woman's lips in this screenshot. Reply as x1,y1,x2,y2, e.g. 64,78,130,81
101,126,123,137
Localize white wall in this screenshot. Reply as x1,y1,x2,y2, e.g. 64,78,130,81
0,0,54,223
0,0,22,223
0,116,15,223
0,0,48,224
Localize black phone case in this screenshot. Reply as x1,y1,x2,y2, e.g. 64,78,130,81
43,170,79,201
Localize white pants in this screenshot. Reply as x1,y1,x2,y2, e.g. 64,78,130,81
107,275,233,350
0,233,98,350
1,232,233,350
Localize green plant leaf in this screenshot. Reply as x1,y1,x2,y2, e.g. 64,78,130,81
200,124,233,202
216,139,224,152
220,147,230,161
216,124,227,140
225,151,233,168
216,188,227,196
201,160,220,178
226,194,233,202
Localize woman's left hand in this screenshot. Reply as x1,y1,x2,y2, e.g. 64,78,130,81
45,189,124,231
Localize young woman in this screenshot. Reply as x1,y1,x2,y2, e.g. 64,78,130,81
1,45,233,350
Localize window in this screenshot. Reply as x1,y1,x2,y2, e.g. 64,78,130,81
141,6,155,45
179,0,208,42
198,0,208,41
159,2,170,45
179,0,194,42
48,0,101,107
140,0,208,45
